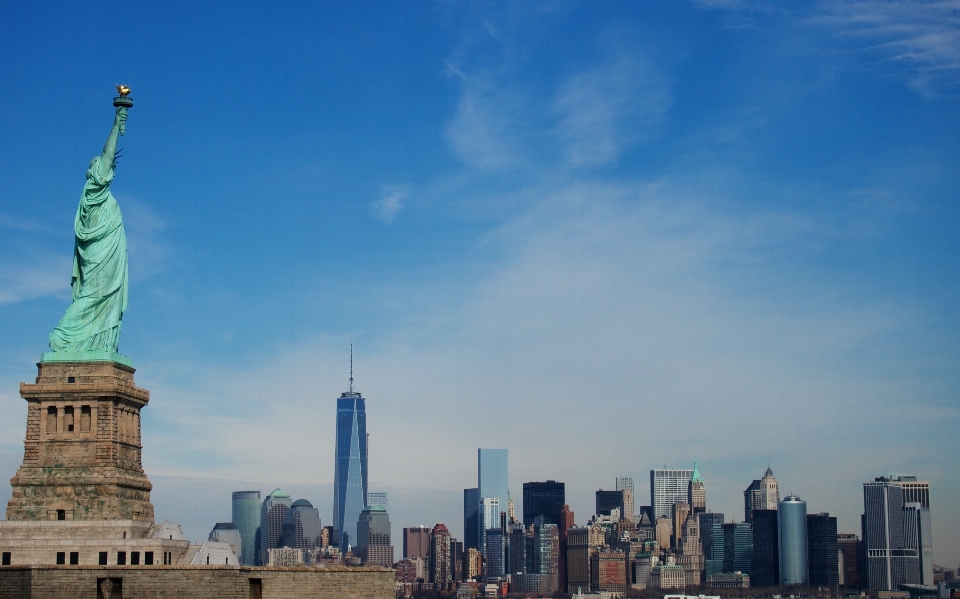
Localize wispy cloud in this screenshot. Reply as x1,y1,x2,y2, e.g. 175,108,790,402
371,185,410,224
813,0,960,95
0,253,70,304
553,45,670,166
121,197,173,283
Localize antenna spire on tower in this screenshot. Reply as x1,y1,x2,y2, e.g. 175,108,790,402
349,343,354,393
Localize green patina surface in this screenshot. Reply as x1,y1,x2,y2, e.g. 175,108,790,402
43,103,132,365
40,350,132,367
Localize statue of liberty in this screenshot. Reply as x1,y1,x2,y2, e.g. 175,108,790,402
45,88,133,364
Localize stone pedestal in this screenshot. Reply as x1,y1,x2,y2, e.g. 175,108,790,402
5,361,154,522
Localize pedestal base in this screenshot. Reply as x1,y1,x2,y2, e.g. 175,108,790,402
6,361,153,522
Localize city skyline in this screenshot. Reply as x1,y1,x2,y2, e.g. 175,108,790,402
1,0,958,569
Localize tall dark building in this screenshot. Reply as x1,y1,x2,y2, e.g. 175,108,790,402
333,351,367,551
595,490,626,518
837,534,862,588
558,504,575,592
699,512,725,561
523,481,565,527
508,524,527,574
752,509,779,587
463,488,479,550
807,513,839,587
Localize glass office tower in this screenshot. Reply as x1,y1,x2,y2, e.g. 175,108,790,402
231,490,261,565
333,366,367,551
778,495,808,585
478,448,508,553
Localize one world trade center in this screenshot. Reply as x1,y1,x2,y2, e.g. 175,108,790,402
333,349,367,550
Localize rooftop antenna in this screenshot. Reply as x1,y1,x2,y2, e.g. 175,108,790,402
349,343,354,393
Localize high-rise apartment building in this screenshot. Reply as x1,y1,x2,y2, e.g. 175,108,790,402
333,358,368,551
807,512,838,587
689,461,706,514
744,467,779,524
231,490,261,565
751,509,779,587
282,499,321,549
429,523,452,584
356,505,393,567
478,449,508,542
650,468,694,520
259,488,292,565
523,481,565,527
778,495,808,585
863,474,926,590
404,526,431,560
463,488,479,550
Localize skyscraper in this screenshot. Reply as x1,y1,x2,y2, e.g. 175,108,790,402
485,527,507,577
807,512,838,587
650,467,694,519
282,499,321,550
532,518,560,593
778,495,808,585
688,461,706,514
232,490,261,565
698,511,725,563
751,509,779,587
744,467,779,523
481,497,500,557
356,505,393,567
429,523,452,584
463,488,480,550
259,488,292,565
596,490,626,519
523,481,565,527
333,352,368,550
478,448,508,553
706,521,753,578
863,474,925,590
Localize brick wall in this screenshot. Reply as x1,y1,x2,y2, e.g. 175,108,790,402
0,565,395,599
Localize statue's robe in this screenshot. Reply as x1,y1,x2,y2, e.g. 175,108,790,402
49,156,128,353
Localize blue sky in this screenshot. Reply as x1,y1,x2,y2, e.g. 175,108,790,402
1,1,958,564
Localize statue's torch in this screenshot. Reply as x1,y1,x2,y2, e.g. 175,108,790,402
113,85,133,136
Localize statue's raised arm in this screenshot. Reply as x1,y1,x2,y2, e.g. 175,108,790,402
44,89,134,365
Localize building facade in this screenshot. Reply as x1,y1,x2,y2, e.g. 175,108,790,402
478,448,508,552
404,526,431,560
356,505,393,567
807,512,838,587
333,373,368,551
778,495,807,585
751,509,779,587
282,499,321,550
863,474,925,590
463,488,479,551
689,461,706,514
523,481,565,527
744,467,779,524
259,488,292,565
650,468,694,520
231,490,261,565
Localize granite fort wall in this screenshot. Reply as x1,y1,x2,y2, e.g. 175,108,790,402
0,565,395,599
